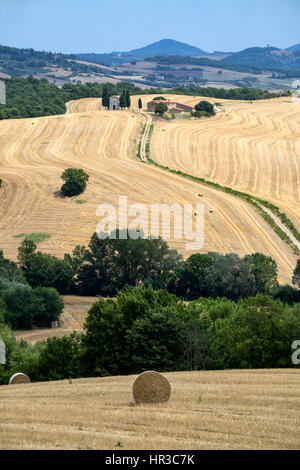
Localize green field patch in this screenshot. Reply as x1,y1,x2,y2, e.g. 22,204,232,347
13,233,51,243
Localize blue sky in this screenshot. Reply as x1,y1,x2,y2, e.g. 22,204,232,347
0,0,299,53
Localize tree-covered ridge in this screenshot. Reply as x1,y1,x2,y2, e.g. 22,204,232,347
148,48,300,73
223,47,300,71
0,44,110,77
0,44,73,76
146,55,270,74
0,76,291,120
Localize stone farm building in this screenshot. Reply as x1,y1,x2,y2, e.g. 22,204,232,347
109,95,120,110
147,100,194,114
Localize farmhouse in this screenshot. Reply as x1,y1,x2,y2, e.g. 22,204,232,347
147,100,194,114
109,95,120,110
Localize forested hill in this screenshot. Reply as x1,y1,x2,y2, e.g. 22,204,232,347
0,44,109,77
223,47,300,71
0,45,75,76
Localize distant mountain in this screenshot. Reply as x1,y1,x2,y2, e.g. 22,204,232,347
76,39,208,65
223,47,300,71
287,43,300,51
124,39,208,58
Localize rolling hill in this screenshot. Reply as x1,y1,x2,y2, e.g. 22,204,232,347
287,43,300,51
0,95,298,285
150,95,300,237
223,47,300,71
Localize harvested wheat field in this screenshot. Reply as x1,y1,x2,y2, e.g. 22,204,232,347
0,97,297,284
150,97,300,231
0,370,299,450
15,296,96,345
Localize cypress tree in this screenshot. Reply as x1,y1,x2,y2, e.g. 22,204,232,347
102,86,110,109
120,92,126,109
126,90,131,109
138,98,142,111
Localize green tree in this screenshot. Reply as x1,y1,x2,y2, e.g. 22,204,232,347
60,168,89,197
35,333,82,381
119,92,126,109
18,239,74,293
74,230,182,296
102,86,110,109
210,295,300,369
244,253,278,294
80,286,180,376
4,286,63,329
293,259,300,289
138,98,142,111
154,102,168,116
125,89,131,108
195,101,215,115
126,307,186,373
168,253,213,300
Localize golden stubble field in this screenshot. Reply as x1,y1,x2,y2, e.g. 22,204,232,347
0,370,299,450
0,95,298,284
150,97,300,231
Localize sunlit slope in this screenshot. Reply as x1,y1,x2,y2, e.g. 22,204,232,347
0,370,299,450
0,98,297,283
150,97,300,230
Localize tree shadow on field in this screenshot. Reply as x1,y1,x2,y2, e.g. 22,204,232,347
53,190,65,199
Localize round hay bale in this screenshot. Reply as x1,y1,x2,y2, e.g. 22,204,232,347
132,371,171,405
9,373,30,385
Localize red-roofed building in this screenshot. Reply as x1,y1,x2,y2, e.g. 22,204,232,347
147,100,194,114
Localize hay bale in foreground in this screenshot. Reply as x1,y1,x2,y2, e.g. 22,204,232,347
9,373,30,385
132,371,171,405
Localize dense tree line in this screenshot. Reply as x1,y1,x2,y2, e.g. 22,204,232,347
15,232,300,304
0,76,67,119
1,285,299,385
1,234,299,384
0,76,291,121
170,86,291,101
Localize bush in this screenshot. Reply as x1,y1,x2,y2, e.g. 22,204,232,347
60,168,89,197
